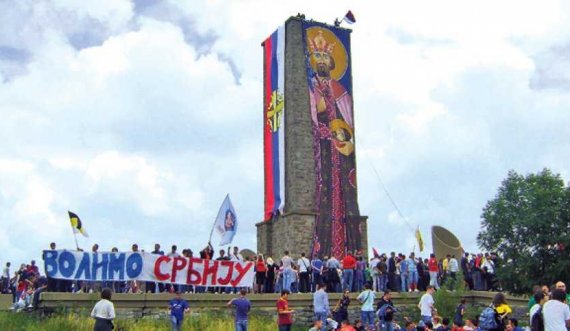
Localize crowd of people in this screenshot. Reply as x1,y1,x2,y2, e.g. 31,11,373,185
1,242,502,301
255,250,501,295
4,243,570,331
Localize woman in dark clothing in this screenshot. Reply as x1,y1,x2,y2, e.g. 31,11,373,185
333,289,351,325
265,257,278,293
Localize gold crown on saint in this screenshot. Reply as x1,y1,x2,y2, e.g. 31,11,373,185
309,30,335,54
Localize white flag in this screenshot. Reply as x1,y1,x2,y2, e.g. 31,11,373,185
214,194,238,246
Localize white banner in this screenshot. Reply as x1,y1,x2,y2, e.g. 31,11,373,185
43,250,254,288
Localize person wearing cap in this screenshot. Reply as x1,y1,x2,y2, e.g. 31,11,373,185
169,291,189,331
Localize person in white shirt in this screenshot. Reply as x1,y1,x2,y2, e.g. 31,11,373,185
530,291,547,326
230,246,244,262
543,289,570,331
297,253,311,293
91,288,115,331
418,286,436,324
448,255,459,278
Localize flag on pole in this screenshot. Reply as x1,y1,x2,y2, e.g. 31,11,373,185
415,227,424,252
372,247,381,258
213,195,238,246
343,10,356,24
68,211,88,237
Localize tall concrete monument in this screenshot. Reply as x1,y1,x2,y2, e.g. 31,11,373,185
256,16,368,260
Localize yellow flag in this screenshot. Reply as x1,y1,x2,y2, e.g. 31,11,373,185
68,211,88,237
415,228,424,252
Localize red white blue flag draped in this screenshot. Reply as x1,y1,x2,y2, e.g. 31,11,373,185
263,26,285,221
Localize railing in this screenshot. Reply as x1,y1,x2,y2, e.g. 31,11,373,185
29,290,528,312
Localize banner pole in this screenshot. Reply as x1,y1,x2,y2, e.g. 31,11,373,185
73,232,80,251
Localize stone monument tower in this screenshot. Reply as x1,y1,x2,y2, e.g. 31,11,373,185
256,16,368,260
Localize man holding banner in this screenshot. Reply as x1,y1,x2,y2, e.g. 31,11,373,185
43,249,255,289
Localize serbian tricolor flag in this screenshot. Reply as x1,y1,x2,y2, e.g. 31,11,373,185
343,10,356,24
263,26,285,221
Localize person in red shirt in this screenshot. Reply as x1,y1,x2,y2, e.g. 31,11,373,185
428,254,440,289
342,250,357,292
255,254,267,294
277,290,293,331
339,320,357,331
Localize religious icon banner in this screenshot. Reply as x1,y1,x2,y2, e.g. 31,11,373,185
263,26,285,221
303,21,362,259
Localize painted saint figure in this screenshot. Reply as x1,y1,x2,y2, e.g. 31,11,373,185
307,27,361,260
217,209,236,246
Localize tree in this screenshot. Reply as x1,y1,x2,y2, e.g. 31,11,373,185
477,169,570,294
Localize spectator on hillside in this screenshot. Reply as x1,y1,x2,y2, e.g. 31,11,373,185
428,254,439,289
418,286,436,324
530,291,547,325
313,283,329,331
91,288,115,331
543,289,570,331
281,251,295,293
276,290,293,331
454,298,466,327
357,282,376,330
227,289,251,331
311,256,324,292
355,256,366,293
408,253,419,292
168,291,190,331
265,257,278,294
2,262,10,294
491,292,511,331
377,290,395,331
326,255,341,293
342,250,357,292
297,252,311,293
255,254,267,294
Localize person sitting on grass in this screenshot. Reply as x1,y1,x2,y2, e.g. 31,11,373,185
452,320,464,331
309,318,324,331
340,320,357,331
169,291,190,331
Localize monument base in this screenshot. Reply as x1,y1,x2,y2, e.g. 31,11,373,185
256,213,369,260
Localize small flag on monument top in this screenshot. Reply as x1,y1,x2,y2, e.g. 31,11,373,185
372,247,381,258
68,211,88,237
415,227,424,252
343,10,356,24
213,194,238,246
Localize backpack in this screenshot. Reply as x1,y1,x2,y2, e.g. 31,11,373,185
530,306,544,331
478,305,499,331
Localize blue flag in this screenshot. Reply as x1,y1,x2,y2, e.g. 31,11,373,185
214,194,238,246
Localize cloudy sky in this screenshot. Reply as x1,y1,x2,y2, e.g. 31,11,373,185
1,0,570,267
